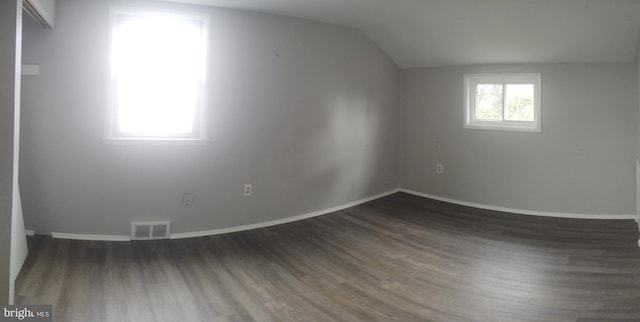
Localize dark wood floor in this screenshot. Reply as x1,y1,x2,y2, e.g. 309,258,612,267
15,193,640,321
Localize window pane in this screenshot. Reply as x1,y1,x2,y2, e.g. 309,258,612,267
113,14,204,135
476,84,502,120
505,84,534,121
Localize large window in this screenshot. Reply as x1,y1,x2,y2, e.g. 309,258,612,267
464,73,541,132
107,8,209,143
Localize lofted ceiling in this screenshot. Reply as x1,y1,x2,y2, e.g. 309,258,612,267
168,0,640,68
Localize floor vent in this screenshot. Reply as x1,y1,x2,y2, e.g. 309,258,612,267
131,221,171,240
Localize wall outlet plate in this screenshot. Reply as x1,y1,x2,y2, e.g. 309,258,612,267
183,193,193,206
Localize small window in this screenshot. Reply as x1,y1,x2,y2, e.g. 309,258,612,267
464,73,541,132
107,8,209,143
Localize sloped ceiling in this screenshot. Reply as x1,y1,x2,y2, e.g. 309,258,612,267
168,0,640,68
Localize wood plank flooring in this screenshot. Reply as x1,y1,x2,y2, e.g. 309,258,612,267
14,192,640,321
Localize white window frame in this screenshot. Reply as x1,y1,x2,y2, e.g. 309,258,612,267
106,8,210,144
464,73,541,132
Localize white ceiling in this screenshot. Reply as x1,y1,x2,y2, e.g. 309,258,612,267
170,0,640,68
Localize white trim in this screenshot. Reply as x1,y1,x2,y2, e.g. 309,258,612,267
104,138,209,145
636,159,640,247
637,159,640,222
400,189,636,220
45,188,636,242
46,189,399,241
106,7,210,143
23,0,55,28
170,189,401,239
51,232,131,241
464,73,541,133
24,230,34,236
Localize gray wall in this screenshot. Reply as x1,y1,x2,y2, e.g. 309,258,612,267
20,0,399,236
10,186,28,304
0,0,20,304
636,48,640,225
10,6,27,305
399,64,637,216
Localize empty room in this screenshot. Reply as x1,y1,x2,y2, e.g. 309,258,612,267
2,0,640,321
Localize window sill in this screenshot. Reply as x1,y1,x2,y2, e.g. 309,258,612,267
464,123,541,133
104,137,209,145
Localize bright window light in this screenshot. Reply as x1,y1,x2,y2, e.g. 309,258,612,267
108,9,209,142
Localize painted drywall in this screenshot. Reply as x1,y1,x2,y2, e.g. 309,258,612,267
636,47,640,228
10,7,28,304
399,64,636,216
0,0,21,305
10,186,28,304
19,0,399,236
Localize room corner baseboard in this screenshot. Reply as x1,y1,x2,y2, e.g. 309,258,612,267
51,232,131,241
170,188,401,239
399,189,637,220
25,229,34,236
48,188,401,241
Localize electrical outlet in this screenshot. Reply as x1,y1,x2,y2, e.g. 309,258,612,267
244,184,252,197
182,193,193,206
436,163,444,174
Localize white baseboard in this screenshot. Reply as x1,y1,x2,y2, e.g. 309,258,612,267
170,188,401,239
399,189,637,220
48,189,400,241
45,188,638,242
51,232,130,241
25,230,34,236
